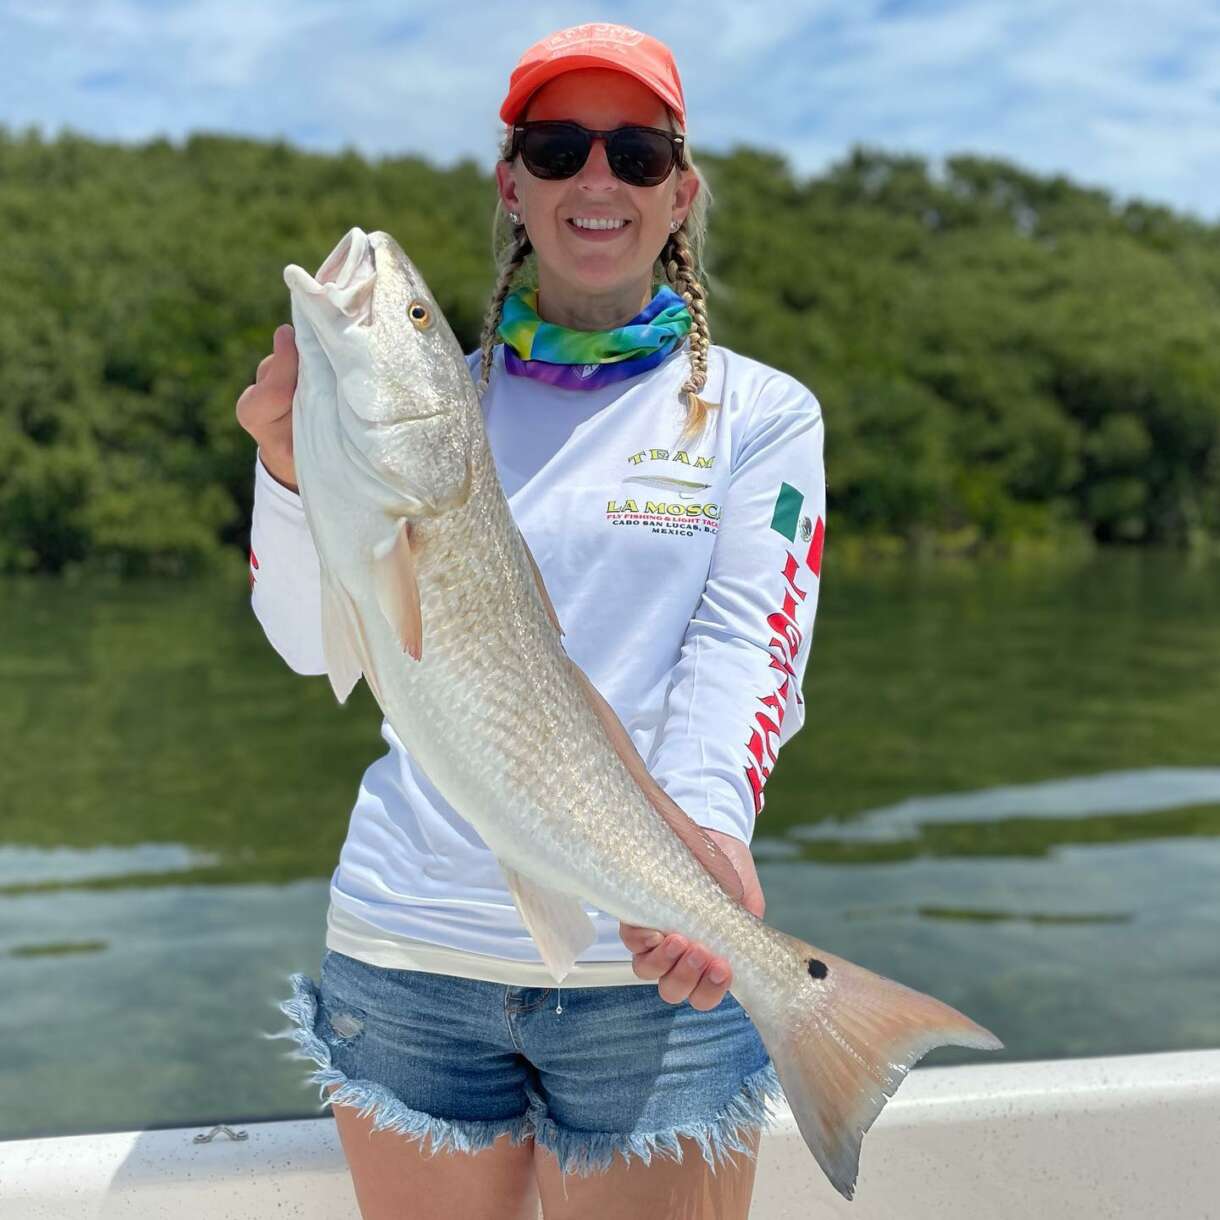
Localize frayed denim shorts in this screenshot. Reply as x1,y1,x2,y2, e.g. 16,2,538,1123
267,947,783,1176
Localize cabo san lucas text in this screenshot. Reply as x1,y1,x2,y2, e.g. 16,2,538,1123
605,499,720,537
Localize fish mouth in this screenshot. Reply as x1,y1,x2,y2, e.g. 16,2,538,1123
317,227,375,289
284,226,377,325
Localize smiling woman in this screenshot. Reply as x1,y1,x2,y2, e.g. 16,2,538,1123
240,20,833,1220
479,52,716,441
492,67,695,315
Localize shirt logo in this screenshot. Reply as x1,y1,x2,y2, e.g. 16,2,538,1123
607,447,718,536
627,447,714,469
623,475,710,501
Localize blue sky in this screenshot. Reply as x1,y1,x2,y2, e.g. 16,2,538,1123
2,0,1217,221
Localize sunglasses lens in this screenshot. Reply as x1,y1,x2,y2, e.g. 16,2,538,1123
516,124,678,186
520,124,589,179
607,129,676,186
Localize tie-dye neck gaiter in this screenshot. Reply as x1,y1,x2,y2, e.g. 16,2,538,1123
496,284,691,390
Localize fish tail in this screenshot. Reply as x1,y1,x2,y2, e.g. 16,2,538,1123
749,932,1003,1201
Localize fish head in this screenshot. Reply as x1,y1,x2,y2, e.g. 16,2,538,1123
283,226,475,431
283,227,480,517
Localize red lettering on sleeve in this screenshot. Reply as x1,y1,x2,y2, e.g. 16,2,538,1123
745,761,767,815
742,550,814,817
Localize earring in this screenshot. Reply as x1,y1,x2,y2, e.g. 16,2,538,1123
669,219,680,232
508,211,521,225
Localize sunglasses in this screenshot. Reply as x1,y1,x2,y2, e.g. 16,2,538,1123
510,121,686,188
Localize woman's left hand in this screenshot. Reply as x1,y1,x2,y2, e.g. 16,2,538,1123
618,829,765,1011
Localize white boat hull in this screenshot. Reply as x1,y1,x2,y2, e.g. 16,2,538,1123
4,1050,1218,1218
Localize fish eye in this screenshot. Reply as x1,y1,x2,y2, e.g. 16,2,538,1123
407,301,432,329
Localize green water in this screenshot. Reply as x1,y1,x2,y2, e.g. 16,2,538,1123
1,548,1217,1141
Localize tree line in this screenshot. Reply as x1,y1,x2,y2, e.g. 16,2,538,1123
1,126,1217,575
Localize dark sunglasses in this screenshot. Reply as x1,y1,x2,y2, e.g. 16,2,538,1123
510,121,686,188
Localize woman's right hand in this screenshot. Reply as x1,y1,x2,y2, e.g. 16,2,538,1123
236,323,300,492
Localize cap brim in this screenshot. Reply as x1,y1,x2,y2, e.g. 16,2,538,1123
500,56,684,127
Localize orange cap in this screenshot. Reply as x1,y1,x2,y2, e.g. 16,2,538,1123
499,23,687,128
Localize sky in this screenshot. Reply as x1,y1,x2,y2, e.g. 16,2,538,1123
1,0,1217,221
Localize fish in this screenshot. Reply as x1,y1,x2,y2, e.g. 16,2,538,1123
622,474,711,498
282,226,1003,1202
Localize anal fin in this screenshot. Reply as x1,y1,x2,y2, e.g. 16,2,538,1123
501,864,597,983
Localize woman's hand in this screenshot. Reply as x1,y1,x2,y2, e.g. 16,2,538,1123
236,323,300,492
619,829,764,1011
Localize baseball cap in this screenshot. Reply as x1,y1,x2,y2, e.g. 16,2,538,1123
499,23,687,128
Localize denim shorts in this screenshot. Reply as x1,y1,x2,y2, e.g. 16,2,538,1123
267,947,783,1175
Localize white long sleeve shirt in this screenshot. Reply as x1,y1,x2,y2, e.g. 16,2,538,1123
250,338,826,986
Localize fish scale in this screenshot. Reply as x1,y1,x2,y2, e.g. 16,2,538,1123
405,447,717,923
283,226,1004,1202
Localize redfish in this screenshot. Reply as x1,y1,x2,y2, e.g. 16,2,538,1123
282,227,1003,1200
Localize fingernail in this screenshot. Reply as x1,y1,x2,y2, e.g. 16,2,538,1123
664,938,684,960
643,932,663,949
708,966,728,985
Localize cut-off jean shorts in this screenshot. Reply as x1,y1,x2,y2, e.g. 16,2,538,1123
267,947,784,1176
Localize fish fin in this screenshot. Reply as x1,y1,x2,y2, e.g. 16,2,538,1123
500,864,598,984
325,572,387,709
567,662,745,905
751,931,1004,1202
518,529,563,635
372,519,423,661
320,571,363,704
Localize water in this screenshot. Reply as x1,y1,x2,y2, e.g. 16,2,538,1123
1,547,1217,1141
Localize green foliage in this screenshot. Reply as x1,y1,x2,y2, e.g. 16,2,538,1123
1,128,1218,573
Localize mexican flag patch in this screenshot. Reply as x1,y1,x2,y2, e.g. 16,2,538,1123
769,482,824,577
769,482,803,540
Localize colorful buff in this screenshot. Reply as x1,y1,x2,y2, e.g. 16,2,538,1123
497,284,691,390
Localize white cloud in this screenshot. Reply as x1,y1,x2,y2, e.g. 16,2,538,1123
0,0,1216,220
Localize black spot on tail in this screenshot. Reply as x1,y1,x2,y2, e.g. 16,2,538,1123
807,957,829,979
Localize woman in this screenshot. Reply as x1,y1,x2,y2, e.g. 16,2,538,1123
238,23,826,1220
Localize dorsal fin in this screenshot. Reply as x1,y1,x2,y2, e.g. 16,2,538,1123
518,528,563,635
568,660,745,905
518,526,740,903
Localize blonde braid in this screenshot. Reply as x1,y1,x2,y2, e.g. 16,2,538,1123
663,224,716,445
477,222,532,397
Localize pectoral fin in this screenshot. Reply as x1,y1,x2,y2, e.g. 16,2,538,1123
372,518,423,661
569,661,746,906
501,864,598,984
